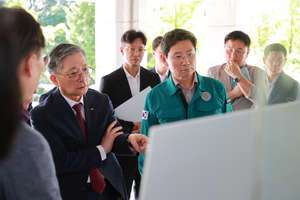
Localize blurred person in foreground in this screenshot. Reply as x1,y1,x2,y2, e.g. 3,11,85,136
138,29,233,174
264,43,300,105
0,7,61,200
207,30,266,111
31,43,149,200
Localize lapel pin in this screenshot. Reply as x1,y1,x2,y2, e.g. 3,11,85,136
90,108,94,110
201,92,211,101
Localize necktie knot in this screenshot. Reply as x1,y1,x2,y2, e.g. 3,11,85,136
72,103,82,113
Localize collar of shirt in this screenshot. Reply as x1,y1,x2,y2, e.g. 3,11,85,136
123,65,141,96
172,72,198,90
22,106,31,122
61,93,85,120
155,67,169,82
265,72,281,86
123,65,141,78
172,73,198,104
168,71,207,96
265,72,281,100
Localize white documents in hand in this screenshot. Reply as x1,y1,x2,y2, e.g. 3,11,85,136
114,86,151,122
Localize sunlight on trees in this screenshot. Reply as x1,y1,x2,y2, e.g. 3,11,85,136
250,0,300,82
4,0,95,85
3,0,300,83
147,1,205,74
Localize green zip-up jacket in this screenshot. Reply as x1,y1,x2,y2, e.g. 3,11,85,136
139,72,233,174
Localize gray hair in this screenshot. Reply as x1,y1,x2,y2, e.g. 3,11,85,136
48,43,87,74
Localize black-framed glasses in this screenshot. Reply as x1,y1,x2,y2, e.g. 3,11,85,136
55,67,93,81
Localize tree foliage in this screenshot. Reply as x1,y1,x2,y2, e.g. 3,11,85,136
3,0,95,84
250,0,300,78
147,1,203,69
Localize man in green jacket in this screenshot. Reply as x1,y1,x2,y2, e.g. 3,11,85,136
139,29,233,174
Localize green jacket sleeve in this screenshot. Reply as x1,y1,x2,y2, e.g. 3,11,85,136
138,92,158,175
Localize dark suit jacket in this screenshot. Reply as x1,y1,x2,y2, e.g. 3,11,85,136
99,65,160,133
149,66,170,82
39,87,56,103
149,67,156,73
267,71,300,105
31,88,132,200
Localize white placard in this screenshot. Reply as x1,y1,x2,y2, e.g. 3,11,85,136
115,86,151,122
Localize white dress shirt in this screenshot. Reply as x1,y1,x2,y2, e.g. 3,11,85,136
265,72,280,100
123,66,141,96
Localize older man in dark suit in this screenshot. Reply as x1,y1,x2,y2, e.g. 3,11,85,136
31,43,148,200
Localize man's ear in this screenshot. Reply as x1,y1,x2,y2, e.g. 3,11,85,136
120,47,124,56
161,54,168,66
152,50,156,58
263,57,266,65
246,48,250,58
50,74,60,88
22,53,36,78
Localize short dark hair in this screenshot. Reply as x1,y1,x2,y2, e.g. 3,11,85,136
121,29,147,46
48,43,87,74
0,29,21,160
152,36,163,51
224,30,251,48
264,43,287,58
161,29,197,58
0,7,45,58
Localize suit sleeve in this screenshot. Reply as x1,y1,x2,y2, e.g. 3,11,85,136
139,92,159,175
99,76,135,133
0,123,62,200
31,110,104,175
222,85,233,113
31,97,132,175
206,67,213,78
292,81,300,101
246,68,266,107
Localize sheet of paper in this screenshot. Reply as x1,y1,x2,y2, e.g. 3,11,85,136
114,86,151,122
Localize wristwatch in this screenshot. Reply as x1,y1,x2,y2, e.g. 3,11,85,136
234,74,242,82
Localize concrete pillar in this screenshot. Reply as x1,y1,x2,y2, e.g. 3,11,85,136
95,0,147,90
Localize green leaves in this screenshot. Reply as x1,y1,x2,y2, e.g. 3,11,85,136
147,1,203,69
4,0,96,85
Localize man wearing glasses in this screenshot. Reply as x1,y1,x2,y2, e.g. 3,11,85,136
138,29,233,174
207,30,266,111
99,29,160,199
31,43,149,200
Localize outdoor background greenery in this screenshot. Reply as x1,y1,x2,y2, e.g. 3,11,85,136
3,0,95,87
3,0,300,86
250,0,300,81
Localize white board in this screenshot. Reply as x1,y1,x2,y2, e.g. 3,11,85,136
140,101,300,200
